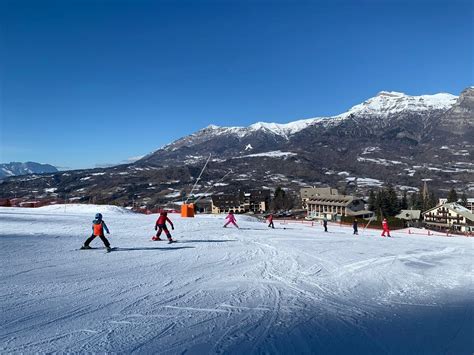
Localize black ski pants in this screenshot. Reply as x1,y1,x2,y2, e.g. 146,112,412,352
84,234,110,248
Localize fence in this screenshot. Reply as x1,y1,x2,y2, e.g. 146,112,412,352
274,219,473,237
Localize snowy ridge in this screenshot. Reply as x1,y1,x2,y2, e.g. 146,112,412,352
338,91,457,118
159,90,458,152
0,162,58,179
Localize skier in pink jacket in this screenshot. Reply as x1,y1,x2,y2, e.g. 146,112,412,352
223,211,239,228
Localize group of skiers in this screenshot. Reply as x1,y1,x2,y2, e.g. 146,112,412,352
80,211,177,251
81,211,391,250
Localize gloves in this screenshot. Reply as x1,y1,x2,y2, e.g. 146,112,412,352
171,225,174,230
154,225,157,231
107,231,110,234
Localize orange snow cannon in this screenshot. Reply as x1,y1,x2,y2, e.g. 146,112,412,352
181,203,195,218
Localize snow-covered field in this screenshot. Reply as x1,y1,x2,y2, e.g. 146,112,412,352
1,205,473,354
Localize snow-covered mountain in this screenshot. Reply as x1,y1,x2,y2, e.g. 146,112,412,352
0,88,472,205
141,89,467,165
0,162,58,179
339,91,457,118
158,90,458,153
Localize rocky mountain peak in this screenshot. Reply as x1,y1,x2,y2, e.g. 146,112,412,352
341,91,457,119
438,86,474,136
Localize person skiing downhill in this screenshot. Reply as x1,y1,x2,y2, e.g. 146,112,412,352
353,218,359,235
81,213,112,251
267,214,275,229
152,211,175,243
223,211,239,228
381,218,391,237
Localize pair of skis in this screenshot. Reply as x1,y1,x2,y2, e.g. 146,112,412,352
79,246,117,253
151,237,177,244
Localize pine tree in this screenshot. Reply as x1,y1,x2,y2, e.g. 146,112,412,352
409,192,420,210
447,188,458,203
375,189,384,217
386,184,399,216
368,190,376,211
460,193,468,207
428,191,438,209
400,191,408,210
271,186,291,211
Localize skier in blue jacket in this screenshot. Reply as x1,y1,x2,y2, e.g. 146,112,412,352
81,213,112,251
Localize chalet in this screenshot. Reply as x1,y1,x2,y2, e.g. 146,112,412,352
211,190,271,214
306,190,374,221
194,198,213,213
395,209,421,227
395,209,421,221
422,203,474,233
439,198,474,213
300,187,339,209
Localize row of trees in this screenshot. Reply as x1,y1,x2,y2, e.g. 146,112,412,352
368,186,470,218
270,187,296,211
269,185,468,216
447,188,469,206
367,185,438,218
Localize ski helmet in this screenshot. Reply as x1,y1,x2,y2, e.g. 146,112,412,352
95,213,103,219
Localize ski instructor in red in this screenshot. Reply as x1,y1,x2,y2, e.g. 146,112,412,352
381,218,391,237
152,211,175,243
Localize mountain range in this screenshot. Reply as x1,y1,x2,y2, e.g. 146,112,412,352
1,87,472,206
0,162,58,179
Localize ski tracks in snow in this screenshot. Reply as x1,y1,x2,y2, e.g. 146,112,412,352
1,209,473,353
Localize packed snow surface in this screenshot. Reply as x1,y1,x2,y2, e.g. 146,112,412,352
1,205,473,354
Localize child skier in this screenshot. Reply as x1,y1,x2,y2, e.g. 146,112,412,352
81,213,112,251
267,214,275,229
223,211,239,228
152,211,175,243
381,218,391,237
353,218,359,235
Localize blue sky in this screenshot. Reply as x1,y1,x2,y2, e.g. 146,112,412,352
1,0,472,169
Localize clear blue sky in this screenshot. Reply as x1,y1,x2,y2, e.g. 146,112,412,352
1,0,472,169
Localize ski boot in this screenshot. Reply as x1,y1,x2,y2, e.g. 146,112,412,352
80,245,92,250
152,236,162,241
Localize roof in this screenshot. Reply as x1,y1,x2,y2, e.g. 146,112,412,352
345,209,375,217
423,203,474,222
395,210,421,220
307,195,355,207
300,187,339,198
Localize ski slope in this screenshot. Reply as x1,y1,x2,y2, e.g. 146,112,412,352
1,205,473,354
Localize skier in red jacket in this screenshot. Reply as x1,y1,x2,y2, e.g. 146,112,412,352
267,214,275,229
152,211,175,243
381,218,391,237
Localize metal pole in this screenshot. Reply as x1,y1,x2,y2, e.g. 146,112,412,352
185,154,212,204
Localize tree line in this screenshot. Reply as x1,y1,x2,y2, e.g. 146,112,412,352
368,185,469,218
367,185,436,218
